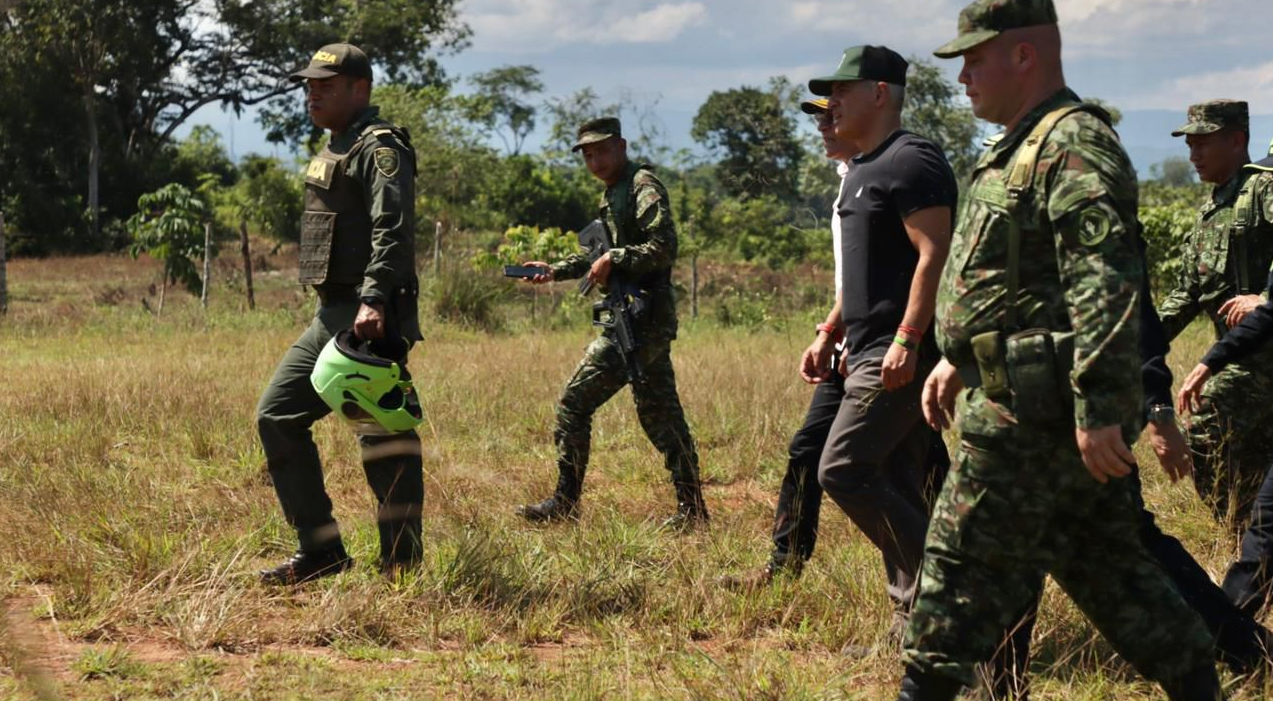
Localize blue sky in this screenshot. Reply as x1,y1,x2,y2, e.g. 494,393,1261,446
183,0,1273,174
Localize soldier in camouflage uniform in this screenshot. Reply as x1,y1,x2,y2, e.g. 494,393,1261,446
256,44,424,584
1157,100,1273,529
515,118,707,528
894,1,1220,699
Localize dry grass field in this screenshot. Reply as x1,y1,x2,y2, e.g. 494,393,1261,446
0,251,1268,700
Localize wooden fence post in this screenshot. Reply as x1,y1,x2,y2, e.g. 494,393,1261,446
201,222,212,308
433,220,442,276
240,220,255,310
0,211,7,316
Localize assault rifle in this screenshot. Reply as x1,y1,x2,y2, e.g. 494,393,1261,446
576,220,646,382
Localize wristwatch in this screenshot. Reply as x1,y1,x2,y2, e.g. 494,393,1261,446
1146,404,1175,425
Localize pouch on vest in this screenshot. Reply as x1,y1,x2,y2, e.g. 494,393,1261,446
1005,328,1072,426
971,330,1009,401
300,211,336,284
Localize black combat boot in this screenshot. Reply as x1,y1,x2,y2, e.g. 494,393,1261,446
517,468,582,522
1161,665,1223,701
895,666,963,701
662,476,710,530
259,546,353,585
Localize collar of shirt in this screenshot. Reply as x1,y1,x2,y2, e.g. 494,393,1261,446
329,106,382,151
1209,165,1254,209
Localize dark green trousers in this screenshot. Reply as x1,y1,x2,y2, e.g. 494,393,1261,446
256,295,424,565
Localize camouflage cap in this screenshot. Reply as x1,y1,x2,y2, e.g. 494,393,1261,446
289,43,373,83
809,46,909,96
1171,99,1250,137
933,0,1058,59
571,117,622,152
800,98,829,115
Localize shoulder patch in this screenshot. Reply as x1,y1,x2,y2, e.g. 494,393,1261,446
374,147,400,178
1078,207,1111,247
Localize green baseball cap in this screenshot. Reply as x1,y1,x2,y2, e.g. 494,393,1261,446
1171,99,1249,137
800,98,829,115
289,43,373,83
933,0,1058,59
808,46,909,97
571,117,622,152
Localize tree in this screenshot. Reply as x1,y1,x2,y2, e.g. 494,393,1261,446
127,183,209,313
461,65,544,155
222,155,304,244
1149,156,1197,187
691,81,803,201
0,0,471,253
1084,97,1123,127
542,86,669,166
902,57,981,182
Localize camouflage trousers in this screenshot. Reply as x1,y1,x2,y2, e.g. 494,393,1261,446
902,389,1215,690
1187,358,1273,530
554,334,699,491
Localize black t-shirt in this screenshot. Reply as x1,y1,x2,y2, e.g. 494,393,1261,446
838,130,957,358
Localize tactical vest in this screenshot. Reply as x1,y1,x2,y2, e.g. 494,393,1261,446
300,123,414,286
1224,171,1264,295
603,164,673,294
963,102,1102,332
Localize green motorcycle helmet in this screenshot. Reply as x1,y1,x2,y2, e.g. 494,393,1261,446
311,330,423,434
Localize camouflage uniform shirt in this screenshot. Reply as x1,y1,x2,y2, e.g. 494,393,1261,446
551,161,679,340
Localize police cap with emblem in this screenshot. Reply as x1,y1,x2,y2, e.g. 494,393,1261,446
289,43,373,83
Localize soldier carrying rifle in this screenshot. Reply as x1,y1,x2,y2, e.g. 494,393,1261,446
512,118,709,529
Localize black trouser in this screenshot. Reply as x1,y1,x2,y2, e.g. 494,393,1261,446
769,368,950,576
989,466,1268,697
1223,461,1273,617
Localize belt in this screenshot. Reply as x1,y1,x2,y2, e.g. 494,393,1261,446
314,284,359,306
956,363,983,389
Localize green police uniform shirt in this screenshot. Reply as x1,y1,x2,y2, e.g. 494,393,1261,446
303,106,417,306
1156,167,1273,341
936,89,1144,429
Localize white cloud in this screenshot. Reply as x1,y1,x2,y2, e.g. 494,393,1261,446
464,0,708,52
1123,61,1273,113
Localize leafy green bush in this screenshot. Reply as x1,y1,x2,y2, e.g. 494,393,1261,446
428,261,507,330
1140,183,1203,296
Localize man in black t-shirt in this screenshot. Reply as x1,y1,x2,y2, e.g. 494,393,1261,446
807,45,957,632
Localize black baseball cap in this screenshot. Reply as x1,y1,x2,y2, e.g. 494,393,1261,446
289,43,373,83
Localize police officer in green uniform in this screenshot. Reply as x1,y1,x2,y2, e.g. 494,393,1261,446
516,118,708,528
257,43,424,584
1157,100,1273,529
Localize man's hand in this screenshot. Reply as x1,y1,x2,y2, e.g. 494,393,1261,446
1075,425,1136,484
799,336,835,384
354,301,385,340
880,342,918,391
1176,363,1213,415
921,358,962,431
586,251,613,288
1145,418,1193,483
523,260,554,285
1220,294,1262,328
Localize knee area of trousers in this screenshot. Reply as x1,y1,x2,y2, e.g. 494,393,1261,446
817,460,870,493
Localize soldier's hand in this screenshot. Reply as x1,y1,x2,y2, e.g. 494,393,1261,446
799,337,835,384
354,302,385,340
880,342,917,391
586,252,613,288
1145,418,1193,483
523,261,554,285
921,358,962,431
1176,363,1213,415
1075,425,1136,484
1219,294,1262,328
